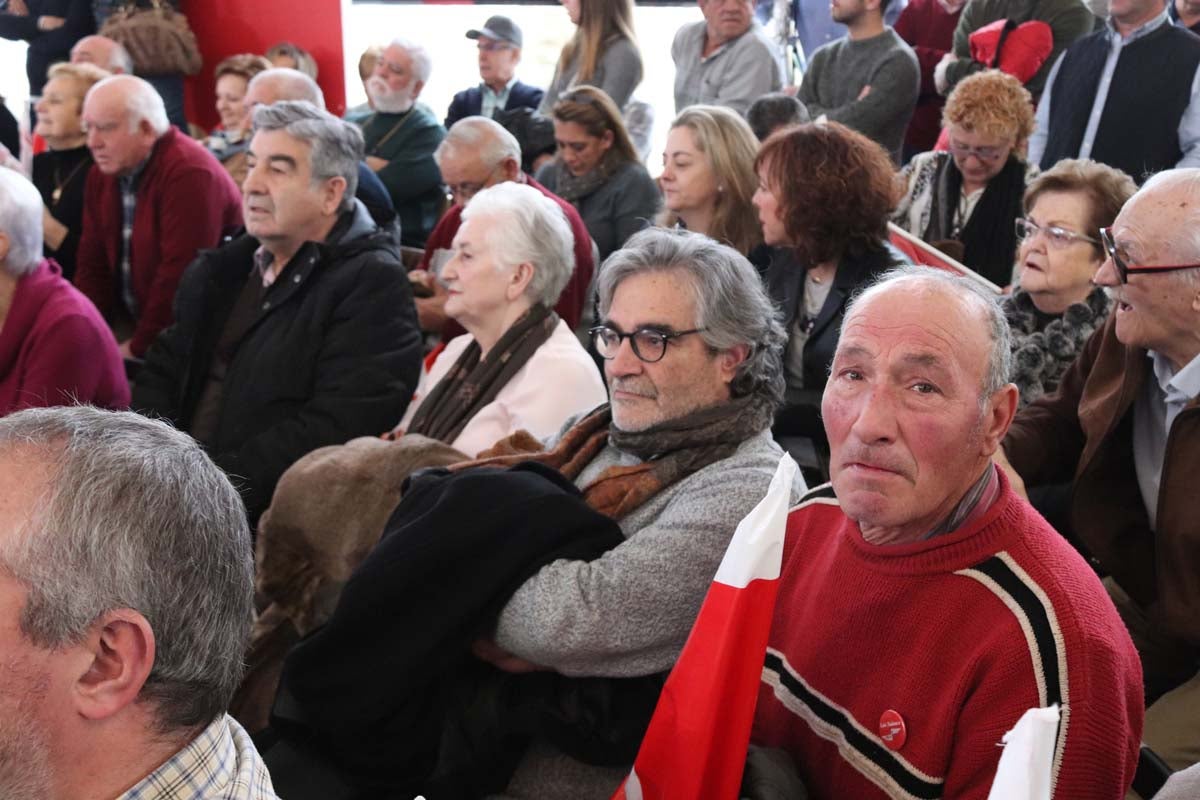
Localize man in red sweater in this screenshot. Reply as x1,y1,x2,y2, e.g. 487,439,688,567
410,116,594,342
75,75,243,359
752,267,1144,798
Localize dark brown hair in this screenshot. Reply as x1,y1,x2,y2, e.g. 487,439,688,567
755,122,896,265
551,86,638,164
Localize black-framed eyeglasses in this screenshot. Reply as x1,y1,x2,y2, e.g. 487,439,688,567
1015,218,1098,249
590,324,706,363
1099,227,1200,284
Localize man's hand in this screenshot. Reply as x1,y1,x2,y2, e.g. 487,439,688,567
857,84,872,100
365,155,388,172
934,52,958,95
993,446,1028,501
118,340,135,360
37,15,65,30
471,638,548,673
6,0,29,16
410,269,450,333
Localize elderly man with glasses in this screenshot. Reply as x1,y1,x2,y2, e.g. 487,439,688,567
998,167,1200,777
444,15,544,130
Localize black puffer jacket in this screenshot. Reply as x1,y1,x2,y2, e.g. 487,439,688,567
133,200,422,521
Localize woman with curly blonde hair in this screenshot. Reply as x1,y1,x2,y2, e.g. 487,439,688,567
893,69,1038,286
658,105,761,256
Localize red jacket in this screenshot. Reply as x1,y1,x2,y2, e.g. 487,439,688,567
75,126,243,357
417,174,596,339
0,259,129,415
754,476,1143,799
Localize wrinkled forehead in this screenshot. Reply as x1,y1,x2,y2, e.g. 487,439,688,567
1113,181,1200,260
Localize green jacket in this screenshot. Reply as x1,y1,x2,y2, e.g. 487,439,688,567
360,103,446,248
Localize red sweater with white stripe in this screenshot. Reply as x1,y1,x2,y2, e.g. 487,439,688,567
752,478,1143,800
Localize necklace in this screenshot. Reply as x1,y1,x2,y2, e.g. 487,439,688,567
367,109,415,156
51,156,89,206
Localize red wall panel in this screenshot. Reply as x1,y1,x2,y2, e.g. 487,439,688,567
183,0,346,131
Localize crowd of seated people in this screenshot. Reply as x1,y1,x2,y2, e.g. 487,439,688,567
0,0,1199,797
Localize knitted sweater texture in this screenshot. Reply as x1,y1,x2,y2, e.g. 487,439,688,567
753,479,1144,799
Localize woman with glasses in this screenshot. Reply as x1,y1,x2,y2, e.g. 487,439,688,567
536,86,660,260
752,122,908,478
539,0,642,115
892,70,1037,286
658,105,763,260
391,182,605,457
1005,158,1137,407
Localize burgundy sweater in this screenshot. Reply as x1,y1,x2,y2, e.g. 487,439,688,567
74,127,243,357
894,0,963,153
0,259,129,415
417,174,595,339
753,476,1144,799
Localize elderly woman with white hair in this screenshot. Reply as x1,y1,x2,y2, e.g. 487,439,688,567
393,181,605,456
0,169,127,415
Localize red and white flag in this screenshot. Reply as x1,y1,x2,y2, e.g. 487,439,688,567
612,454,799,800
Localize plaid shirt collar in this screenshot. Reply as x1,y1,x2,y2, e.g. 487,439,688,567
118,714,278,800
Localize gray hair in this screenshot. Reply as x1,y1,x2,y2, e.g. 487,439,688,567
847,266,1013,400
252,100,362,212
247,67,326,109
1133,168,1200,289
0,407,253,734
89,74,169,136
460,181,574,308
387,37,432,84
436,116,521,170
109,39,134,74
597,227,786,404
0,170,44,276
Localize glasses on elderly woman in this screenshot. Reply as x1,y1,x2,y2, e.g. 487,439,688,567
591,324,706,363
947,139,1009,162
1015,218,1098,249
1099,227,1200,284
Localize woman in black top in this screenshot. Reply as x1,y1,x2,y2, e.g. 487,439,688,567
31,61,109,281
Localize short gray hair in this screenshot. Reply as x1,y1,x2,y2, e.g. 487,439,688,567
0,169,44,276
436,116,521,170
460,181,574,308
388,37,432,84
0,407,253,734
848,266,1013,399
597,227,786,404
252,100,362,212
90,74,169,136
247,67,326,109
108,39,134,74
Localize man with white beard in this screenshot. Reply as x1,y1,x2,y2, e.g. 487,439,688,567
360,38,446,247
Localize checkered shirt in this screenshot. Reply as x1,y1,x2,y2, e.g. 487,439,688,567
119,714,279,800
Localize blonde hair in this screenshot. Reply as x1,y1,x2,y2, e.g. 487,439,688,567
659,105,762,255
942,69,1035,150
558,0,640,86
46,61,111,110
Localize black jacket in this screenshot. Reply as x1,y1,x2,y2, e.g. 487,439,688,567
768,241,909,443
132,200,422,522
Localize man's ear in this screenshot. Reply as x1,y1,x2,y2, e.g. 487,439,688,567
501,156,521,182
981,383,1019,456
323,176,349,216
718,343,750,384
0,231,11,264
412,79,426,100
72,609,155,722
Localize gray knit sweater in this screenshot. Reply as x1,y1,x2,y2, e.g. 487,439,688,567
492,427,804,799
798,27,919,163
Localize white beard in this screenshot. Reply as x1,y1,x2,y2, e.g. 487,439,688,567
367,75,415,114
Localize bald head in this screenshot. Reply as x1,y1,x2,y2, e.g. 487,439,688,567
82,75,169,175
435,117,522,206
245,67,326,112
71,35,133,75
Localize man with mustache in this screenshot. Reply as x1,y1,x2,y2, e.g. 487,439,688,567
359,37,446,248
672,0,786,116
754,267,1143,798
999,168,1200,776
132,101,422,525
474,227,804,797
